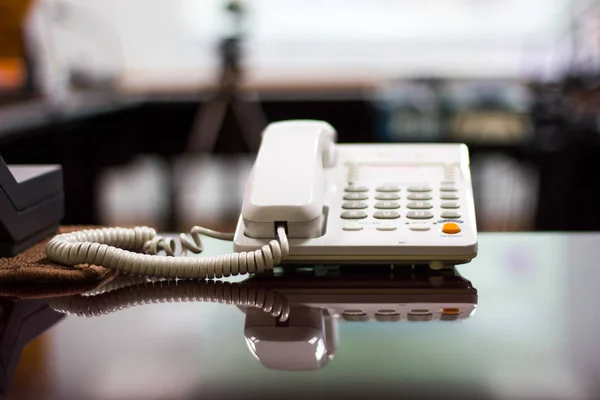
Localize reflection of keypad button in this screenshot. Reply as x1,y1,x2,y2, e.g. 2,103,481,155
441,211,461,219
440,193,459,200
344,185,369,192
376,225,397,231
375,193,400,200
374,201,400,209
407,201,432,209
440,202,459,209
407,193,432,200
407,185,431,192
343,193,368,200
440,185,458,192
406,211,433,219
376,185,400,192
343,223,363,231
341,211,367,219
342,201,368,210
373,210,400,219
408,313,432,321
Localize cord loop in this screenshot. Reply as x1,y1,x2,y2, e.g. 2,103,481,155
46,226,288,280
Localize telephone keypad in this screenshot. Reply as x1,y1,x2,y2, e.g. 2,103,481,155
339,184,464,228
373,210,400,219
407,211,433,219
407,201,432,209
375,193,400,201
345,185,369,192
376,185,400,192
342,201,368,209
374,201,400,209
341,211,367,219
344,193,368,201
407,193,432,201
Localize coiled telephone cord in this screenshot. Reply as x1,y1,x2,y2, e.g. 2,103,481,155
46,226,289,280
49,280,290,321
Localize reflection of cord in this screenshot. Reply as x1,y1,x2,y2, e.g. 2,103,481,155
49,280,291,321
45,226,289,279
81,275,151,297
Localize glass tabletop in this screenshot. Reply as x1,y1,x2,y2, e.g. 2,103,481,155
3,233,600,400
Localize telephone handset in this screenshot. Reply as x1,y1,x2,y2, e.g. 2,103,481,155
241,120,336,239
46,119,478,279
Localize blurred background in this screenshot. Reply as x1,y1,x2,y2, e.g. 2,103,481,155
2,0,600,233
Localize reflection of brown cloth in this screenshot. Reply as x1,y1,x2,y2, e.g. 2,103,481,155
0,226,118,299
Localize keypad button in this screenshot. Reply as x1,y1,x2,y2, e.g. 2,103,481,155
343,223,364,231
440,181,455,185
373,210,400,219
406,211,433,219
344,193,368,201
407,185,431,192
441,211,461,219
376,225,397,231
407,193,432,201
409,224,431,231
440,193,459,200
440,185,458,192
374,201,400,209
375,193,400,201
442,222,461,234
342,201,368,210
407,201,432,210
345,185,369,192
440,202,459,209
376,185,400,192
341,211,367,219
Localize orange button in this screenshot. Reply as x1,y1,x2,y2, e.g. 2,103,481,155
442,222,461,234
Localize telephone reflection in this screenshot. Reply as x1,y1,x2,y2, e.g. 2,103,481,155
46,120,478,280
49,266,478,371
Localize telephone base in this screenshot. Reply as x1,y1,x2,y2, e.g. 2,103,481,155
277,258,474,270
234,215,477,269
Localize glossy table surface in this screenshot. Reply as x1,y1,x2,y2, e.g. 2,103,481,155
3,233,600,400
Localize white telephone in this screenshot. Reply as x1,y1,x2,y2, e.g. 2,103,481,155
45,120,478,279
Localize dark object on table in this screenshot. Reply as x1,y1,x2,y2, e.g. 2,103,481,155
0,156,64,256
0,298,64,395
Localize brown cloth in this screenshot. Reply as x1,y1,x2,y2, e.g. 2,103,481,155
0,226,118,299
